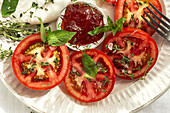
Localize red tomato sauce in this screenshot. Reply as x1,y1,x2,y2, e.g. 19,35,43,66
61,2,104,45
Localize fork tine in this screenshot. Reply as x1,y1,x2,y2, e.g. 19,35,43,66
141,15,166,38
143,11,169,33
149,2,170,23
146,6,170,29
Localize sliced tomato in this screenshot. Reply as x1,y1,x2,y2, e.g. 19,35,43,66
105,0,117,5
115,0,162,36
12,33,70,90
64,49,115,103
102,28,158,80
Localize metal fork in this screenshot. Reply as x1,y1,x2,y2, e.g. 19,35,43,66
141,2,170,41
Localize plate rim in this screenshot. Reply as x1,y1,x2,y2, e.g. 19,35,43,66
0,0,170,113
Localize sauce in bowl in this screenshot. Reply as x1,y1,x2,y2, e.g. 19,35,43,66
61,2,104,46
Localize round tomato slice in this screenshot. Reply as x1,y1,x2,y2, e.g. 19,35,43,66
102,28,158,80
115,0,162,36
64,49,115,103
12,33,70,90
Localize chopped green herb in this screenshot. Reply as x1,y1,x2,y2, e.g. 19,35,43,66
76,72,81,76
112,44,121,53
83,3,90,7
32,2,38,9
85,77,92,83
131,53,134,57
137,66,141,71
71,0,78,2
73,38,77,44
67,54,69,59
102,75,110,85
40,62,50,67
121,56,131,64
100,69,108,73
117,73,121,76
128,73,134,79
96,62,103,68
105,44,108,50
141,57,154,79
101,89,106,92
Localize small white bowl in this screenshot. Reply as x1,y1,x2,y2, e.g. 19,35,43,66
56,1,107,51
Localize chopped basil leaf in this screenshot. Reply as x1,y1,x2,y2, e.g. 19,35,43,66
82,53,97,78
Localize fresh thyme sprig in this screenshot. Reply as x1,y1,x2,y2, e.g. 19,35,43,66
0,44,13,60
139,57,154,80
0,20,45,40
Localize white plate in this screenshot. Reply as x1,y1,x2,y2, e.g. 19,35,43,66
0,0,170,113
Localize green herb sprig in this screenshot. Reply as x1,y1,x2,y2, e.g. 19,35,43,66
88,16,125,36
0,20,42,40
38,17,77,46
139,57,154,80
0,44,13,60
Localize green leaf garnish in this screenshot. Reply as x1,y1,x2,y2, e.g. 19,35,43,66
37,17,47,43
102,0,106,3
88,26,111,36
38,17,76,46
115,17,126,31
82,53,97,78
88,16,125,36
1,0,19,17
46,30,76,46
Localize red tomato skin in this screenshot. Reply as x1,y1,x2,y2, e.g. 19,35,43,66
105,0,117,5
64,49,115,103
115,0,162,36
102,28,158,80
12,33,70,90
